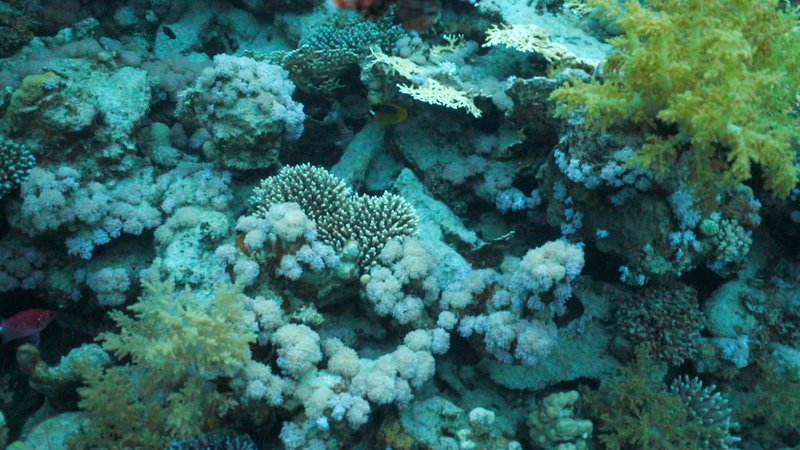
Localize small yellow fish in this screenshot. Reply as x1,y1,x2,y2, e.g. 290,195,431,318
369,103,408,125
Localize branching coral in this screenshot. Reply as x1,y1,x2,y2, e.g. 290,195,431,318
669,376,740,450
270,16,405,94
551,0,800,197
249,164,418,269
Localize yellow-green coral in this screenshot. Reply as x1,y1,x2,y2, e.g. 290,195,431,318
74,279,256,449
551,0,800,197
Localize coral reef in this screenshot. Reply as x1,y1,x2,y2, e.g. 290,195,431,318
527,390,593,449
0,0,795,448
177,54,305,170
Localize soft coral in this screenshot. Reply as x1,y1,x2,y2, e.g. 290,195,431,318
552,0,800,198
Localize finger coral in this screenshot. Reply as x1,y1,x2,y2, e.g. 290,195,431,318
249,164,418,270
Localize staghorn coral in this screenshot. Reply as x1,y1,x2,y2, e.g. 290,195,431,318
250,164,418,269
669,376,740,450
551,0,800,197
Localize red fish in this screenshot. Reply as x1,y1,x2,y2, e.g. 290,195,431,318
0,309,57,345
333,0,441,31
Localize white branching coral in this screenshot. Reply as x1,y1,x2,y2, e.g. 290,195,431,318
483,24,575,64
368,49,483,117
398,79,482,118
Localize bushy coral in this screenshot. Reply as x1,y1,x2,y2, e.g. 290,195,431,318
551,0,800,197
75,279,257,449
738,367,800,447
583,356,704,449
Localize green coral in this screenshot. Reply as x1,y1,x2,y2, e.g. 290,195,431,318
74,279,256,449
551,0,800,197
739,367,800,447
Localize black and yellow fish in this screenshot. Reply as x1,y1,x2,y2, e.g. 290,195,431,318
369,103,409,125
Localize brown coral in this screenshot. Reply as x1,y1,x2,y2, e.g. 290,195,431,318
0,12,33,57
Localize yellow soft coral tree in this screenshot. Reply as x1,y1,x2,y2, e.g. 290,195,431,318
551,0,800,197
74,278,257,449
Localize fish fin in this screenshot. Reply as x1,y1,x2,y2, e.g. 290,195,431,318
27,333,40,347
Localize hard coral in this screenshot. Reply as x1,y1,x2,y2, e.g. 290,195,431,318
552,0,800,197
0,137,35,201
615,284,703,365
250,164,418,270
669,376,740,450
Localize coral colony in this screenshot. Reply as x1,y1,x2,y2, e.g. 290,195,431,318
0,0,799,448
